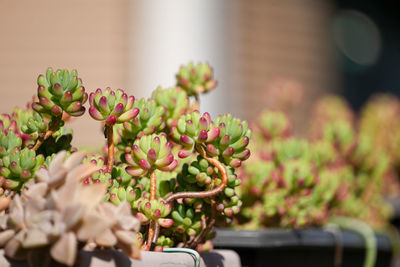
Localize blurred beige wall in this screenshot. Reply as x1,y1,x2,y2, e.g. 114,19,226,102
0,0,130,147
230,0,338,134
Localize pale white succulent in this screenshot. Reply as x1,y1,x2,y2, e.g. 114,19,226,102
0,151,141,266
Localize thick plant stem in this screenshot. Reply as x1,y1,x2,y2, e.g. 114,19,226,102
147,221,155,250
32,116,62,151
147,170,157,249
150,170,156,200
150,222,160,251
106,125,114,171
165,144,228,204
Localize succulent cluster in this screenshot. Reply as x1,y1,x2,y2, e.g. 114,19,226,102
171,111,220,158
239,138,341,228
152,86,188,127
118,98,165,143
0,105,73,196
256,110,291,141
89,88,138,126
0,62,251,259
238,95,395,230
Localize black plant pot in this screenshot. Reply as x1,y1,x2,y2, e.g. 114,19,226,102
212,228,393,267
389,197,400,230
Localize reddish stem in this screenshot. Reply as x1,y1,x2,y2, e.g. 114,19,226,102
32,116,62,151
147,170,157,248
106,124,114,171
150,222,160,251
165,144,228,204
150,170,156,200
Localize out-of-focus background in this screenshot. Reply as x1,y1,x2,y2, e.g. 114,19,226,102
0,0,399,146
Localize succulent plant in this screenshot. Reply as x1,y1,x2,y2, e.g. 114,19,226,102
152,86,189,127
0,63,252,254
156,235,174,248
32,68,87,117
0,114,18,135
125,134,177,177
89,88,140,170
206,114,252,168
0,151,141,266
238,101,395,232
310,95,354,139
176,62,217,96
89,88,138,126
171,111,220,158
320,120,356,157
171,204,202,237
0,131,22,158
0,147,44,191
12,108,48,146
136,198,174,228
257,110,291,140
119,98,165,142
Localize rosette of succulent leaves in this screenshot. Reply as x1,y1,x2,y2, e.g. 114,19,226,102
239,107,392,230
0,151,141,267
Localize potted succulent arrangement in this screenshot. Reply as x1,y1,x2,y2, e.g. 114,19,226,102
212,95,399,267
0,63,250,266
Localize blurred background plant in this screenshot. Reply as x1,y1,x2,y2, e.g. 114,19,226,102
237,93,400,232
